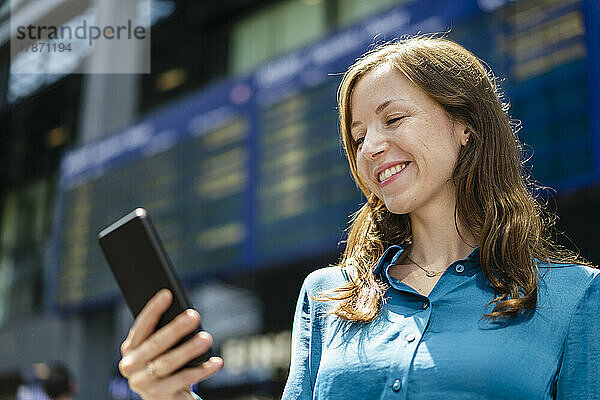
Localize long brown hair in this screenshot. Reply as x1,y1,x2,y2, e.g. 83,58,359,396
325,36,595,322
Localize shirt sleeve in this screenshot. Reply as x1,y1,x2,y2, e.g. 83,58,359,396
555,273,600,399
281,278,316,399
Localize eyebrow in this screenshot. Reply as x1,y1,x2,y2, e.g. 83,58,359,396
376,99,395,114
350,99,398,129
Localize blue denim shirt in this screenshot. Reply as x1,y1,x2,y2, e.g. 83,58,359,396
282,245,600,399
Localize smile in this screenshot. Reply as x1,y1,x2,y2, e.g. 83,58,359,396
378,162,409,183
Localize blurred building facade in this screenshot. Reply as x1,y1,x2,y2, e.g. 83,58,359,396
0,0,599,399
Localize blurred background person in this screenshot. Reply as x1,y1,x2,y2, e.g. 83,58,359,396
40,362,77,400
16,362,77,400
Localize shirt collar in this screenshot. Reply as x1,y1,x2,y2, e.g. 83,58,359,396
372,244,481,276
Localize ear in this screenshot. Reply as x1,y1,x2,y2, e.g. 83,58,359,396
460,128,471,146
452,119,470,146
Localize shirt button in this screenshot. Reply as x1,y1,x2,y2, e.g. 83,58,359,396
405,333,416,342
392,379,402,392
422,300,429,309
455,264,465,273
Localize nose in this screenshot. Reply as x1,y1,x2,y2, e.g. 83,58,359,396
360,129,388,160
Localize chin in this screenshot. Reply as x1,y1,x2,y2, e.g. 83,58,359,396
385,205,412,215
370,189,411,215
382,198,414,215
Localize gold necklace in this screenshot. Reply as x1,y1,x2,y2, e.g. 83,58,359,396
404,254,445,277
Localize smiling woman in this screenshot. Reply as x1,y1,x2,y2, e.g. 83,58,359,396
332,35,596,321
281,36,600,400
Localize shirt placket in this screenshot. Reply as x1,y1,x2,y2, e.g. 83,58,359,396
378,251,478,400
380,255,433,399
386,296,432,400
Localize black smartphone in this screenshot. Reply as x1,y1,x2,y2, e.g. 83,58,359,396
98,207,212,367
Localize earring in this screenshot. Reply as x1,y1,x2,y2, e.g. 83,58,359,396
465,137,470,144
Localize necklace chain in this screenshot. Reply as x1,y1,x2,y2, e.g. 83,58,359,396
404,254,445,278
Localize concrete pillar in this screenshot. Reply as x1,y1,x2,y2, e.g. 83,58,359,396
77,0,144,144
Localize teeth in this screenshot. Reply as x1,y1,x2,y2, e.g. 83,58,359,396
379,162,408,182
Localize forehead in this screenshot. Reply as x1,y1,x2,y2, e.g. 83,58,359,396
350,64,419,113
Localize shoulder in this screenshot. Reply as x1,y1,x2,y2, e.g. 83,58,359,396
537,262,600,310
292,266,349,325
301,265,350,296
538,262,599,291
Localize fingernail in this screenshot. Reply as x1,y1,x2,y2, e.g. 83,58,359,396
209,357,222,365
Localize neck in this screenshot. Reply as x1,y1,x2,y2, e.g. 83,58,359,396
407,196,476,270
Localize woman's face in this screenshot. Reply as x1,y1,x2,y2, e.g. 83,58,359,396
350,64,468,216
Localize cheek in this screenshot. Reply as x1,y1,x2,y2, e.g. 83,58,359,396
356,159,382,196
434,139,462,173
356,157,371,185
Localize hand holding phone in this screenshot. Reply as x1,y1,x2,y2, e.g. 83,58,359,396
118,288,222,400
98,208,223,399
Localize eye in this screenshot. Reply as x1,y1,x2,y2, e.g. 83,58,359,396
386,116,404,126
355,137,364,147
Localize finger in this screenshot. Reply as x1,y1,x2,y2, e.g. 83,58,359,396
136,309,201,362
120,309,200,376
125,289,172,352
146,331,213,377
148,357,223,394
128,356,222,395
